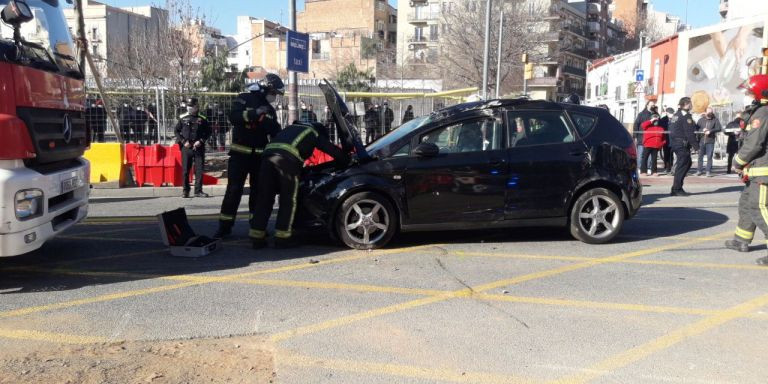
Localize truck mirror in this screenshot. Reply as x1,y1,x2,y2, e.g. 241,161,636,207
1,0,34,26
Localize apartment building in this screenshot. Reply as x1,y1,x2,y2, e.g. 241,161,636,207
234,16,288,76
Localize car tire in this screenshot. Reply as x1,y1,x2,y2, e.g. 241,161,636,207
569,188,624,244
336,191,397,250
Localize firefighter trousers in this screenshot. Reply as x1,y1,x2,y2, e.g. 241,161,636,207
249,153,302,240
732,181,767,245
218,153,261,229
181,147,204,194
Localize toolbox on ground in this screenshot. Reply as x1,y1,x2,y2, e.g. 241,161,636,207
157,208,221,257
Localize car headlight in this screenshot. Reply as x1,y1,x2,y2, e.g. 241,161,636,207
15,189,43,220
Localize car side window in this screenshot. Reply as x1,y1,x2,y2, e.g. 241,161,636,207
419,118,503,154
390,142,411,157
508,111,575,148
569,112,597,137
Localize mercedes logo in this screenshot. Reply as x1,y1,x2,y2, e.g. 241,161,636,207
62,114,72,144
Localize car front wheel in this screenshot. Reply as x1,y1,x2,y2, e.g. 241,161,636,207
336,192,397,250
569,188,624,244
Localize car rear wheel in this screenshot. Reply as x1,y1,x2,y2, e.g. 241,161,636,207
336,192,397,250
569,188,624,244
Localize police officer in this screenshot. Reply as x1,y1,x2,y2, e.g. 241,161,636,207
249,122,350,249
669,97,700,196
726,74,768,265
174,97,211,198
213,74,284,239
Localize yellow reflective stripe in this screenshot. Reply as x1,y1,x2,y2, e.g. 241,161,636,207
275,230,292,239
265,143,302,160
745,167,768,177
231,143,263,155
735,155,747,166
287,176,299,231
242,110,250,122
735,226,754,240
249,229,266,239
760,185,768,230
219,214,235,221
292,127,318,147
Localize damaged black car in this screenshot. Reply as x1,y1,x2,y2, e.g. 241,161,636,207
296,80,642,250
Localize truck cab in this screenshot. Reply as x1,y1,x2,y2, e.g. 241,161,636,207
0,0,89,256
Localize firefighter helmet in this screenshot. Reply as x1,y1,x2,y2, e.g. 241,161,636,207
740,74,768,101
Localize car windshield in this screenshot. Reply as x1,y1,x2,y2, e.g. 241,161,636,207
366,116,429,157
0,0,83,78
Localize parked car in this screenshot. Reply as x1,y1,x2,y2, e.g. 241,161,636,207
296,80,642,250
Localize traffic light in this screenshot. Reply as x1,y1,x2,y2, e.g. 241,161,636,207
524,63,534,80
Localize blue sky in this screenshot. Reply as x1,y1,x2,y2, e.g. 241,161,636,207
94,0,720,36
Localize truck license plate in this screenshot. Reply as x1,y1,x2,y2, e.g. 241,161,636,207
61,177,80,194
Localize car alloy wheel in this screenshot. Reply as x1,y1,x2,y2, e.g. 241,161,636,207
336,192,397,250
570,188,624,244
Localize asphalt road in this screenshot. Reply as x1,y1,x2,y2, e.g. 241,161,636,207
2,173,768,383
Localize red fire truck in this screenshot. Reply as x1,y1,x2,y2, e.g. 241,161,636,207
0,0,89,256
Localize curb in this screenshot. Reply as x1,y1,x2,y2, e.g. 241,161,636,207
89,184,250,199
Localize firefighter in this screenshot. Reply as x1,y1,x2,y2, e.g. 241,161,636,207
726,74,768,265
249,122,350,249
669,97,700,196
174,97,211,198
213,74,284,239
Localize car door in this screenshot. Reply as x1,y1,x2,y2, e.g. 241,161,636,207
504,109,589,219
403,115,508,225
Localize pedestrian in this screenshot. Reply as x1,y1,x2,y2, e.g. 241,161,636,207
213,74,284,239
669,97,699,196
402,104,414,124
174,97,211,198
660,107,675,173
308,104,318,123
323,105,336,142
380,101,394,135
364,104,378,144
118,101,134,143
695,107,722,177
725,112,747,174
725,73,768,265
641,113,665,176
146,102,158,144
248,122,350,249
633,100,657,169
133,103,149,146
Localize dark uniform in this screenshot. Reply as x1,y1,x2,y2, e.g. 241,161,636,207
249,123,350,248
669,101,699,196
215,91,280,236
174,106,211,197
728,104,768,259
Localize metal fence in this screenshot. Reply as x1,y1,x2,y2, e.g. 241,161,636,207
86,84,460,155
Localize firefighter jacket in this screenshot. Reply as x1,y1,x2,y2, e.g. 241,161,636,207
735,104,768,183
174,112,211,147
228,92,281,156
668,110,700,151
264,123,349,167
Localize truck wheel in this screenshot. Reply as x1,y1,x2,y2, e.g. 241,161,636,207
569,188,624,244
336,192,396,250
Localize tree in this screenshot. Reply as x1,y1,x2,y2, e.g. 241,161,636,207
162,0,207,96
336,63,375,92
200,52,246,92
111,24,170,93
439,0,547,94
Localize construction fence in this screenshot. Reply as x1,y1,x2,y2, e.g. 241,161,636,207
86,84,477,155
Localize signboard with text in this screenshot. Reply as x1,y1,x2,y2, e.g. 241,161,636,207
287,30,309,73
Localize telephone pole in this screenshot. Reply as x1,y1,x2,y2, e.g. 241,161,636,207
288,0,299,124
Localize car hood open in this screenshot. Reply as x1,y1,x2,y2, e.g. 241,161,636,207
318,79,372,161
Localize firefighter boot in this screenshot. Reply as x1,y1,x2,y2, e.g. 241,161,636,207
213,223,232,239
725,239,750,253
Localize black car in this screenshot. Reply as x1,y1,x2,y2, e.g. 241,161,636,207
297,81,642,250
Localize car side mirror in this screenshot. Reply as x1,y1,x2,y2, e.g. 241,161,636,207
1,0,34,26
414,142,439,157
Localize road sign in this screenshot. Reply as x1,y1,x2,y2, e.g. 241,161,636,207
635,69,644,82
286,30,309,73
634,81,645,94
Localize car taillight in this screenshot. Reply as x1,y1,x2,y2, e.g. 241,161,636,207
624,145,637,160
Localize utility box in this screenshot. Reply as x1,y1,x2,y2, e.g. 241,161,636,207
157,208,221,257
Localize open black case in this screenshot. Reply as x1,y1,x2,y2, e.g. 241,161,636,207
157,208,221,257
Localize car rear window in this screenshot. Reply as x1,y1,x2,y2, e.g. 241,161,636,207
569,112,597,137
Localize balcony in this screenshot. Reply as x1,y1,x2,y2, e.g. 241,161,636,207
587,3,601,14
587,40,599,50
544,5,562,20
527,76,559,87
562,65,587,78
409,0,427,5
541,31,560,42
407,12,438,23
562,23,586,37
312,52,330,61
561,46,588,58
587,22,600,33
408,35,428,44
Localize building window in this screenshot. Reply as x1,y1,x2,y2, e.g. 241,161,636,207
429,25,438,41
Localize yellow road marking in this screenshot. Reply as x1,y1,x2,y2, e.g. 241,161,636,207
549,292,768,384
278,352,538,384
58,235,163,243
0,328,110,344
475,294,718,316
271,232,731,343
235,278,447,296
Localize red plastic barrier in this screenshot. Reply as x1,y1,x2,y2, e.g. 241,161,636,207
124,143,219,187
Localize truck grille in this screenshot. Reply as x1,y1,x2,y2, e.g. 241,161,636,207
16,107,87,164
